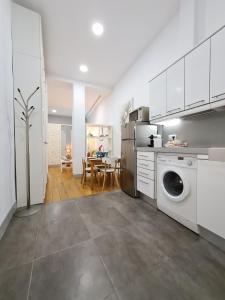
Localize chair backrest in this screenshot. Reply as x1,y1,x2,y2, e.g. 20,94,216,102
102,157,120,171
89,159,102,171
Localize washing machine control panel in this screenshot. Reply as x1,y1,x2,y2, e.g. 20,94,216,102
157,155,197,168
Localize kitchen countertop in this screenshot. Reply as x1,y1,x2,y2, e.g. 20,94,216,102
136,147,209,155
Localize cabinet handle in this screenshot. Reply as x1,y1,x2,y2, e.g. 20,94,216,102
167,108,181,113
139,179,149,185
186,100,205,107
139,163,149,167
151,113,162,119
212,92,225,99
139,171,149,176
138,155,148,158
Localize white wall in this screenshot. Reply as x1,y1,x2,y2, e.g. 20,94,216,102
88,15,183,156
88,0,225,157
0,0,16,232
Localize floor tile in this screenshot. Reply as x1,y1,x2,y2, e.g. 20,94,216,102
35,215,90,258
29,240,114,300
80,205,131,239
41,199,81,225
117,258,211,300
170,239,225,300
0,263,32,300
0,217,37,271
95,227,167,289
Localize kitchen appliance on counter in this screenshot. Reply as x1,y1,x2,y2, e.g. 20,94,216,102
148,134,162,148
129,107,149,122
157,154,199,233
121,121,157,197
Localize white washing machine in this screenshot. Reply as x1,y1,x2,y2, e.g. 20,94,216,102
157,154,199,233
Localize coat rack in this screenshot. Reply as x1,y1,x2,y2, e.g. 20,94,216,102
14,87,40,217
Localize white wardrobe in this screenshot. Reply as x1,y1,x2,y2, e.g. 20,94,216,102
12,4,48,207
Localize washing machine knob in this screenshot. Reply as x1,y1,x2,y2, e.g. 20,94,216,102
187,160,193,166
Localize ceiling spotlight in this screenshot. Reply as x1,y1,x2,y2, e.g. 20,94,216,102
92,22,104,36
52,109,57,113
79,65,88,73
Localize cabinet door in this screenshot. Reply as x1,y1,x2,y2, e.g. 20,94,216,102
13,52,43,207
12,3,41,58
210,27,225,102
185,40,210,109
166,59,184,115
197,160,225,239
149,72,166,120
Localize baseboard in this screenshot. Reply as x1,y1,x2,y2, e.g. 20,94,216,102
199,226,225,252
0,202,16,240
139,192,157,208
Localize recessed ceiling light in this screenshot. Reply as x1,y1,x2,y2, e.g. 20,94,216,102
92,22,104,36
52,109,57,113
79,65,88,73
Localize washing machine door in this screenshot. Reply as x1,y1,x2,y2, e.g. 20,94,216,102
160,167,190,202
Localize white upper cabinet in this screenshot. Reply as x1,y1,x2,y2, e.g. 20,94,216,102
210,27,225,102
185,40,210,109
149,72,166,120
166,59,184,115
12,4,41,58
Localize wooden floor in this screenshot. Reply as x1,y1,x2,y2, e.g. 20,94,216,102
45,166,120,203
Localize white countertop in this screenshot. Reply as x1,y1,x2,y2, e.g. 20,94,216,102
136,147,209,155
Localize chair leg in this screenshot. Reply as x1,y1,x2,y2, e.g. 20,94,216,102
114,172,120,188
102,173,106,190
82,172,86,187
80,172,84,184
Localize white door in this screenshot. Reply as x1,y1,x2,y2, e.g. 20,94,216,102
13,52,43,207
149,72,166,120
210,27,225,102
185,40,210,109
166,59,184,115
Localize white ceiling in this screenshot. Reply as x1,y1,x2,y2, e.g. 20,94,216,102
14,0,179,88
47,78,110,117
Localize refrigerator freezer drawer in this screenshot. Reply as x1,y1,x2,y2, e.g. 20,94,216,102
137,159,154,170
137,151,155,161
137,176,155,199
137,167,155,180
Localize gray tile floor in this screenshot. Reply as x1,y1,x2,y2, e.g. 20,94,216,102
0,190,225,300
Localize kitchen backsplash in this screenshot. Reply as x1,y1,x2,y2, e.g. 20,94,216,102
163,109,225,147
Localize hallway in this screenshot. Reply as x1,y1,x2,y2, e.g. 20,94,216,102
45,166,120,203
1,191,225,299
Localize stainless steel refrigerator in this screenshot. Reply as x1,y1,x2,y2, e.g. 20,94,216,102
120,121,157,197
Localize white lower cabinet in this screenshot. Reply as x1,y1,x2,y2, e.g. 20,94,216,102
137,177,154,199
137,151,155,199
197,160,225,239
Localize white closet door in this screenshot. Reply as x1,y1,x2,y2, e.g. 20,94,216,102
210,27,225,102
149,72,166,120
185,40,210,109
166,59,184,115
12,4,41,58
13,52,43,207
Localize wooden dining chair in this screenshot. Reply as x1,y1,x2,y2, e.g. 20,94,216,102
81,159,91,187
89,158,103,190
100,157,120,190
